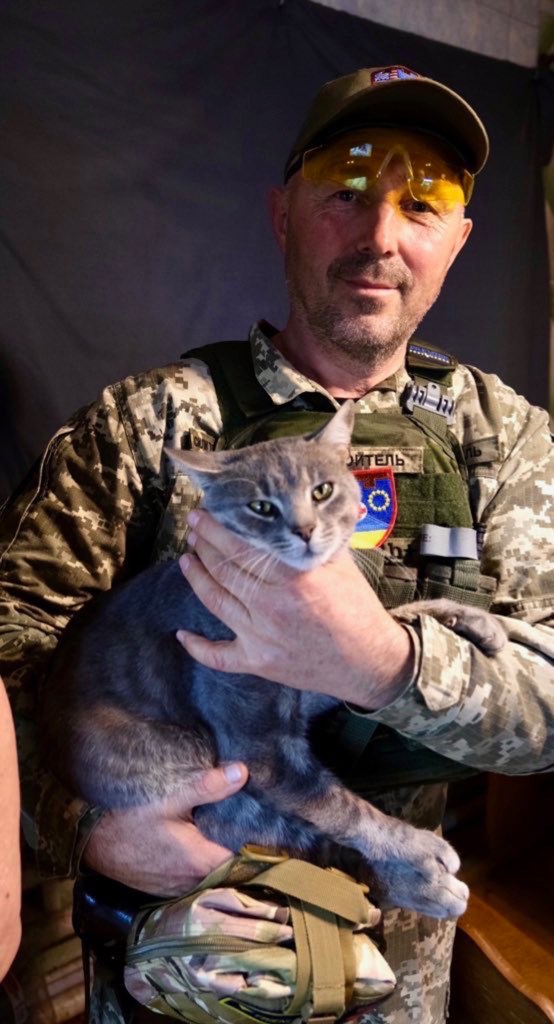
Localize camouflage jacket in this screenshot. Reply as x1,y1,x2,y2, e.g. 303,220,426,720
1,322,553,1023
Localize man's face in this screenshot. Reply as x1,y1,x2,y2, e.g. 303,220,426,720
271,131,473,370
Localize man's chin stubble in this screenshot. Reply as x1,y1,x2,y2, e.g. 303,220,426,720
304,302,416,371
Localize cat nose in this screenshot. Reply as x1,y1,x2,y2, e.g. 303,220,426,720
293,523,315,543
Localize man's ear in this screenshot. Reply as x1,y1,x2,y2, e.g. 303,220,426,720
447,216,473,271
269,185,289,254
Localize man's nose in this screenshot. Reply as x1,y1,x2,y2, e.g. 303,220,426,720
355,197,400,258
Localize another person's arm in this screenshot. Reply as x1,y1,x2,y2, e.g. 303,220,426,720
0,676,21,980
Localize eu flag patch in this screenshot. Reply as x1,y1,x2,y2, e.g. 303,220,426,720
350,467,397,550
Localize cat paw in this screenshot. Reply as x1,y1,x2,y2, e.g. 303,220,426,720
371,829,469,920
394,599,507,656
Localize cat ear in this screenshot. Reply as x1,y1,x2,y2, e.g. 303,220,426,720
164,446,224,485
308,400,355,450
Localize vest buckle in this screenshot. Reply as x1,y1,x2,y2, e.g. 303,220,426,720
403,380,456,425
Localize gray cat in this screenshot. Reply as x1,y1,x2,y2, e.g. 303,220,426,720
41,402,505,918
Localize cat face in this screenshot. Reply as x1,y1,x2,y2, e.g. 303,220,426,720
166,402,360,570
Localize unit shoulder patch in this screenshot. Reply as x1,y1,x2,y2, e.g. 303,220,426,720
350,467,397,550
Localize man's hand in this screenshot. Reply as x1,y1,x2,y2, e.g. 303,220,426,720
177,510,414,710
81,762,248,896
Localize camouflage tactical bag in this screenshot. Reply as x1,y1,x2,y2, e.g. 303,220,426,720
124,847,395,1022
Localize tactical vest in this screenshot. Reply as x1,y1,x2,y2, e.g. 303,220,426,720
186,338,497,791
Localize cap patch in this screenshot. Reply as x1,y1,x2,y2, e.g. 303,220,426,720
371,67,420,85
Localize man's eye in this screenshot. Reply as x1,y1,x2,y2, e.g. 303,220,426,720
248,500,278,518
333,189,358,203
402,197,435,215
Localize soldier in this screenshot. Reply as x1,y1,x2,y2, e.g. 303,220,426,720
0,66,552,1023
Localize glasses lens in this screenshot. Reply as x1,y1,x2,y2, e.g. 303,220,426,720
302,129,473,207
408,150,470,206
303,144,375,191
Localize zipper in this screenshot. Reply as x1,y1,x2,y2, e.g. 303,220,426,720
127,933,255,964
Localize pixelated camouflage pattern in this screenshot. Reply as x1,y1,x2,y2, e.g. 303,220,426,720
0,322,552,1024
0,358,221,875
252,323,408,415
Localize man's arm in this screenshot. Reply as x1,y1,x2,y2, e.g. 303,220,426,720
0,676,21,980
367,397,554,773
81,764,247,896
0,389,148,877
0,359,228,882
178,396,554,776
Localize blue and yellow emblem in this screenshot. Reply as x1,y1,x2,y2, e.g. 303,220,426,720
350,467,397,550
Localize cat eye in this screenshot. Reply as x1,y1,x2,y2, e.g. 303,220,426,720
312,482,334,502
248,500,278,518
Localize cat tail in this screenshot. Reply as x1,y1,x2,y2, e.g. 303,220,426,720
49,703,217,809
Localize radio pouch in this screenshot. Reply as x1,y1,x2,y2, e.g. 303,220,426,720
123,846,396,1023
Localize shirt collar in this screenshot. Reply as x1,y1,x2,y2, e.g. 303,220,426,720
249,321,411,403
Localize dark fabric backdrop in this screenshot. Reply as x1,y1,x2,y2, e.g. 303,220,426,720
0,0,551,501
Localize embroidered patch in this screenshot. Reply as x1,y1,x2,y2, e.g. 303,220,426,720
350,467,397,550
407,342,455,368
371,66,419,85
463,436,500,466
348,446,424,474
186,428,217,452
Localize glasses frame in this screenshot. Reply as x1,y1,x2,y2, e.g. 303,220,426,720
302,134,475,207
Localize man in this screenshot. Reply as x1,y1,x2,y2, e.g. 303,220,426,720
0,66,552,1024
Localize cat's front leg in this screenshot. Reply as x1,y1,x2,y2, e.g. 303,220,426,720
242,760,468,920
305,782,468,920
359,815,469,919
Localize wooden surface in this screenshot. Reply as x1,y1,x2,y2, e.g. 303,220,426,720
449,775,554,1024
450,926,553,1024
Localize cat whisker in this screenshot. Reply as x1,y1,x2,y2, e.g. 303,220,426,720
238,551,280,607
205,547,279,604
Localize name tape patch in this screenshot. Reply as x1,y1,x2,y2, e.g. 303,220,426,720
463,436,500,466
348,446,424,474
186,428,217,452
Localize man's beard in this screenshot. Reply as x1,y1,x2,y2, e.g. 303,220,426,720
287,250,439,372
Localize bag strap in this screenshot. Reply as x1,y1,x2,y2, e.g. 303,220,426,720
243,858,367,1022
126,851,383,1024
242,857,373,925
301,900,345,1021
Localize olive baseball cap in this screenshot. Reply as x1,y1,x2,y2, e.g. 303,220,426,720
284,65,489,181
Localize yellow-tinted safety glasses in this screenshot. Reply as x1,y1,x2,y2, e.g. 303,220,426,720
302,128,474,210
